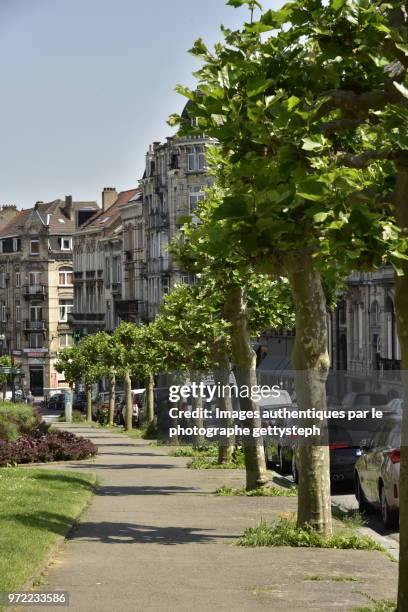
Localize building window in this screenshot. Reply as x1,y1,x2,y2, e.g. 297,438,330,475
16,302,20,323
187,146,206,171
1,303,6,323
59,299,73,322
59,333,73,348
59,266,73,286
29,333,43,349
16,333,21,350
162,277,170,295
30,239,40,255
15,271,20,288
29,271,40,286
188,186,205,213
0,272,5,289
29,305,42,322
60,237,72,251
13,238,20,252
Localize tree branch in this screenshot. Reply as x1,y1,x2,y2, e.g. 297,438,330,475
336,149,393,169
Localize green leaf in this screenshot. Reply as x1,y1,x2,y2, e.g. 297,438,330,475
393,81,408,99
212,196,249,220
297,179,328,201
331,0,346,10
246,77,274,98
395,43,408,56
313,212,330,223
302,137,324,152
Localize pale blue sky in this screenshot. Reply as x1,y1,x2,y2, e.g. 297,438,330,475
0,0,278,208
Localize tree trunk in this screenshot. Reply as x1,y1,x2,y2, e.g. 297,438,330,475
393,166,408,612
214,352,235,464
286,253,332,537
190,371,206,449
108,372,116,426
224,286,268,490
124,370,133,432
145,372,155,425
86,384,92,423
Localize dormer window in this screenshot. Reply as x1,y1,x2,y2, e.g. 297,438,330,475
60,237,72,251
30,239,40,255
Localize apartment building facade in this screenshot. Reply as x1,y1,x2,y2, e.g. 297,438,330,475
71,188,139,336
0,197,98,395
140,134,214,320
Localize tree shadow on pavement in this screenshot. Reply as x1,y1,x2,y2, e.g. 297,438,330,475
96,485,202,496
10,512,235,545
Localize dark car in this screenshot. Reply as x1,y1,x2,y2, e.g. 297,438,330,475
47,393,66,411
279,410,384,486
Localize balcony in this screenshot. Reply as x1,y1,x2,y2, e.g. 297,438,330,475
24,319,47,331
149,213,169,231
147,257,170,275
115,300,148,322
23,285,47,299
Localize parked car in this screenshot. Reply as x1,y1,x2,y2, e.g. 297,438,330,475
73,392,86,412
259,390,293,470
354,414,401,529
280,408,384,485
47,393,66,411
341,392,388,410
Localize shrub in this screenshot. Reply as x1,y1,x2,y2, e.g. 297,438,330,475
0,403,41,441
237,517,384,551
0,429,97,466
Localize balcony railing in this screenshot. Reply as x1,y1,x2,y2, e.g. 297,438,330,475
147,257,170,275
69,313,105,323
23,284,47,298
24,320,47,331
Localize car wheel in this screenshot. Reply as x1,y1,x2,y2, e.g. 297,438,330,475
380,484,399,530
355,474,370,514
292,455,299,484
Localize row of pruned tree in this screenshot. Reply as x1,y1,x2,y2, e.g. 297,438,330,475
167,0,408,608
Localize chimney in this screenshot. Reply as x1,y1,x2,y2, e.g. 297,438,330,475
64,195,73,219
0,205,19,231
102,187,118,211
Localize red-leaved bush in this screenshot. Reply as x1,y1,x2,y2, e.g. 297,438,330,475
0,429,97,466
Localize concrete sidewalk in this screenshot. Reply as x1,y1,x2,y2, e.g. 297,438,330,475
24,425,398,612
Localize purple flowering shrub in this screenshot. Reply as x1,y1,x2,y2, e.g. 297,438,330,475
0,429,97,466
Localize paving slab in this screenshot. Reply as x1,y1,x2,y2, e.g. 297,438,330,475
20,425,397,612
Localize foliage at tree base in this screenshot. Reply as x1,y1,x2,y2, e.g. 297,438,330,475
237,517,384,551
0,430,97,466
215,485,297,497
188,448,245,470
169,444,218,458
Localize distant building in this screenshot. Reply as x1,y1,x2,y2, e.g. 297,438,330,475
140,132,214,320
0,197,99,395
71,188,139,336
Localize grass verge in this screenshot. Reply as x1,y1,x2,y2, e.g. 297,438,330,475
216,485,297,497
237,516,385,552
188,447,245,469
0,467,96,602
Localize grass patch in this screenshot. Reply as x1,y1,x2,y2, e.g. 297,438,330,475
352,592,397,611
0,467,96,601
237,517,385,552
215,485,297,497
169,444,218,458
92,422,157,440
188,447,245,470
58,410,85,424
0,403,40,441
332,506,366,529
305,574,359,583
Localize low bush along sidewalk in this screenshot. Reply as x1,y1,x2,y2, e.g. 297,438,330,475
0,468,96,598
0,403,97,466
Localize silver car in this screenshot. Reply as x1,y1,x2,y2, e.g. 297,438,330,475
354,414,401,529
